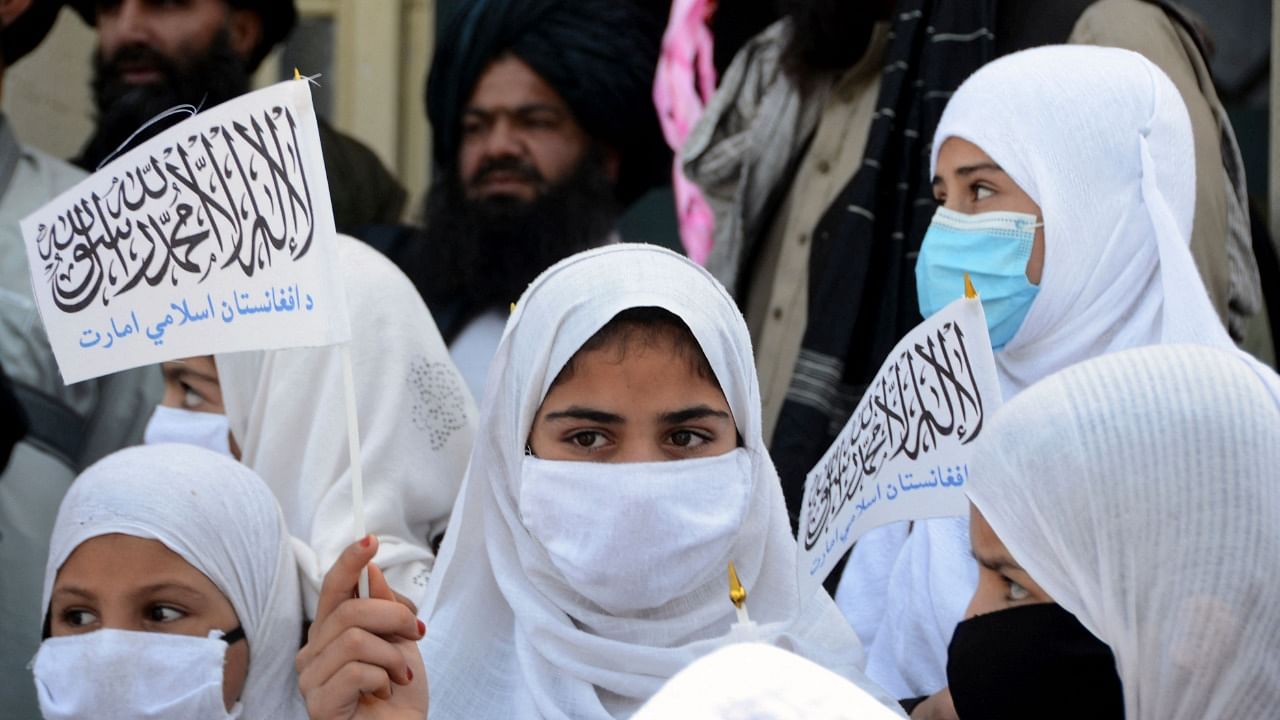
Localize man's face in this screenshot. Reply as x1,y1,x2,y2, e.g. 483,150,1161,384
458,54,593,204
95,0,251,84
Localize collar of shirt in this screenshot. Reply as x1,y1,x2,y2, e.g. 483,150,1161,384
0,115,20,199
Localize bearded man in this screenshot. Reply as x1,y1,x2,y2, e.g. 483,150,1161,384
71,0,406,230
391,0,668,400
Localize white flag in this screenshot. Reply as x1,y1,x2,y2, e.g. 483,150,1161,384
798,296,1002,585
20,79,350,384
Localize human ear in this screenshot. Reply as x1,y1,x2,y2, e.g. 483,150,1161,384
226,9,263,63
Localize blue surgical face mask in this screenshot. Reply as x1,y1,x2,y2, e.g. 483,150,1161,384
915,207,1042,349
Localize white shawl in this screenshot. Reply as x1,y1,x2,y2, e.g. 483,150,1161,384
216,235,476,611
968,344,1280,720
420,244,895,719
41,444,308,719
635,643,904,719
842,45,1238,698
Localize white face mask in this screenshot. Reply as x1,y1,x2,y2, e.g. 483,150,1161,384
519,448,753,614
32,628,243,720
143,405,233,457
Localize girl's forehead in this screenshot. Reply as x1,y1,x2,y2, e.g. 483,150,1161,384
546,340,726,406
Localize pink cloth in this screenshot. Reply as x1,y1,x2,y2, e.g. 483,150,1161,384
654,0,717,264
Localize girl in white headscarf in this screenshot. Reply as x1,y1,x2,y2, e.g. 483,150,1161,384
295,244,900,719
33,444,308,719
952,343,1280,719
836,44,1242,705
215,235,477,612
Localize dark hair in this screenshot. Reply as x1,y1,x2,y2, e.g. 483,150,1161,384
551,307,717,388
779,0,891,82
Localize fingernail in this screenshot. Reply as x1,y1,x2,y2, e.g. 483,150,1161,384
359,534,372,548
417,619,426,637
407,667,414,682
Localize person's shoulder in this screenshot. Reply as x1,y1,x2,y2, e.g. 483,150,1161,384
315,118,394,173
1070,0,1184,55
18,141,87,196
1,141,86,222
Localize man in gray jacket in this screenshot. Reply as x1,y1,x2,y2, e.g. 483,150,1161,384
0,2,161,717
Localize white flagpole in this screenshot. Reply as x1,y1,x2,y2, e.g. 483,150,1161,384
340,343,370,598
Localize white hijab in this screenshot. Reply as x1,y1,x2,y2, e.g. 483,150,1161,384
930,44,1233,397
845,45,1239,698
420,244,893,719
217,235,476,610
635,643,904,720
41,444,307,719
968,344,1280,720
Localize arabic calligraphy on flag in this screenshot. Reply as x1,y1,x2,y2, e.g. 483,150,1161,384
798,296,1003,584
20,79,350,384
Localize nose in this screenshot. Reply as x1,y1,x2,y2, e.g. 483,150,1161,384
100,0,153,55
611,444,667,464
481,116,523,160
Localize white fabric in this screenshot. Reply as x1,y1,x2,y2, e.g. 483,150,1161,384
33,629,240,719
930,45,1231,397
216,235,476,611
40,444,307,719
834,522,907,651
421,244,893,719
634,643,904,719
858,518,975,699
520,449,752,615
968,344,1280,720
842,45,1239,698
143,406,233,457
448,309,507,403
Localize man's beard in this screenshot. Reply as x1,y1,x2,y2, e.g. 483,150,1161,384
77,28,250,171
408,151,620,323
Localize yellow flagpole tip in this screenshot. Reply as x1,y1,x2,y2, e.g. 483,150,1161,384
509,302,517,314
728,561,747,609
963,272,977,299
293,67,302,81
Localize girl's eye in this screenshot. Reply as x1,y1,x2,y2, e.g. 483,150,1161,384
147,605,186,623
1006,579,1030,602
974,185,995,201
669,429,710,448
182,385,203,409
568,431,607,449
62,608,98,627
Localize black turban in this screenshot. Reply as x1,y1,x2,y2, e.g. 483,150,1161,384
426,0,669,205
1,0,65,66
68,0,296,70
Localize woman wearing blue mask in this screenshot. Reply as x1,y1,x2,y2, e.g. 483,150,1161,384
837,45,1242,712
293,244,902,720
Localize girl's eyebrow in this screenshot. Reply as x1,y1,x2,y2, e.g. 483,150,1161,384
130,581,207,604
659,405,732,424
971,549,1022,573
51,585,96,601
542,406,624,424
955,162,1004,176
931,162,1005,188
